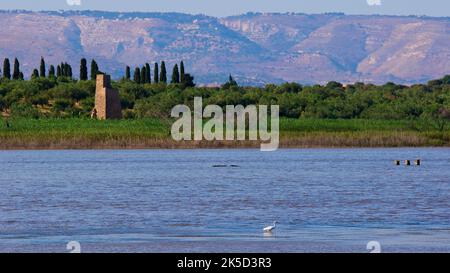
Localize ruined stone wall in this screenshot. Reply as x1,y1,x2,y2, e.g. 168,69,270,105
95,74,122,120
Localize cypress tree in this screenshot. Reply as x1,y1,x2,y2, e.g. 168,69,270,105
19,72,24,81
229,75,238,86
56,65,61,78
12,58,20,80
49,65,55,78
171,64,180,84
66,63,73,78
80,58,88,81
31,69,39,79
60,62,65,77
133,67,141,84
160,61,167,83
90,59,99,80
145,63,151,84
141,66,147,84
154,62,159,83
125,66,131,80
40,57,46,78
180,61,185,83
3,58,11,80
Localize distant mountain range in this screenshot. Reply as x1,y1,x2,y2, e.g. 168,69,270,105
0,10,449,85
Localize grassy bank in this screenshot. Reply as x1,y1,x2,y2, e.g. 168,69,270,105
0,118,449,149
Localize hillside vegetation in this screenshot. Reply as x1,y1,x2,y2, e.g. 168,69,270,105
1,74,449,122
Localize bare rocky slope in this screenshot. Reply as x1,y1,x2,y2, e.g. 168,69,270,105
0,10,449,85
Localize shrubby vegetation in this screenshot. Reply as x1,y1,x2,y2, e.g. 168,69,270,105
0,57,449,126
0,73,449,122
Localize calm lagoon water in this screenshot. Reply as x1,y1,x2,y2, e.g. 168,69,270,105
0,148,449,253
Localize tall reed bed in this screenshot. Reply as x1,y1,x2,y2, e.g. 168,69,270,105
0,118,448,149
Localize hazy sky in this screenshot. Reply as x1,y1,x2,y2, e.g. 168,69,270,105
0,0,448,17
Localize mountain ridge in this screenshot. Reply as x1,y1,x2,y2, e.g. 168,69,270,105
0,10,449,85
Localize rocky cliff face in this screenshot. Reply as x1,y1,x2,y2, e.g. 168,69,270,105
0,11,449,85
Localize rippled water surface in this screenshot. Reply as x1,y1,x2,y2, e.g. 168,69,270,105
0,148,449,252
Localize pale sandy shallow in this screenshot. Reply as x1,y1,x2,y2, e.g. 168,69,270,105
3,240,450,253
2,226,450,253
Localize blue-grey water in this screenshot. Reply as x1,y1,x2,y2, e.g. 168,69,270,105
0,148,449,253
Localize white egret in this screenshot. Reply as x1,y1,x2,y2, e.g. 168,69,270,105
263,221,277,233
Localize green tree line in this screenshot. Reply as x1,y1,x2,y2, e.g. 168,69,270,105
0,56,449,125
126,61,194,87
1,57,194,87
1,57,101,81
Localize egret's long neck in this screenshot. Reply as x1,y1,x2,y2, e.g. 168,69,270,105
273,222,276,227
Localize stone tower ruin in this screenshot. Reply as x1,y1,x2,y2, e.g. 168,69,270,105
94,74,122,120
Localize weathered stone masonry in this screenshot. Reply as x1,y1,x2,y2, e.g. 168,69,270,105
94,74,122,119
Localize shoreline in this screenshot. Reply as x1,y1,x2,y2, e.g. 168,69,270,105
1,137,449,150
1,146,449,151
